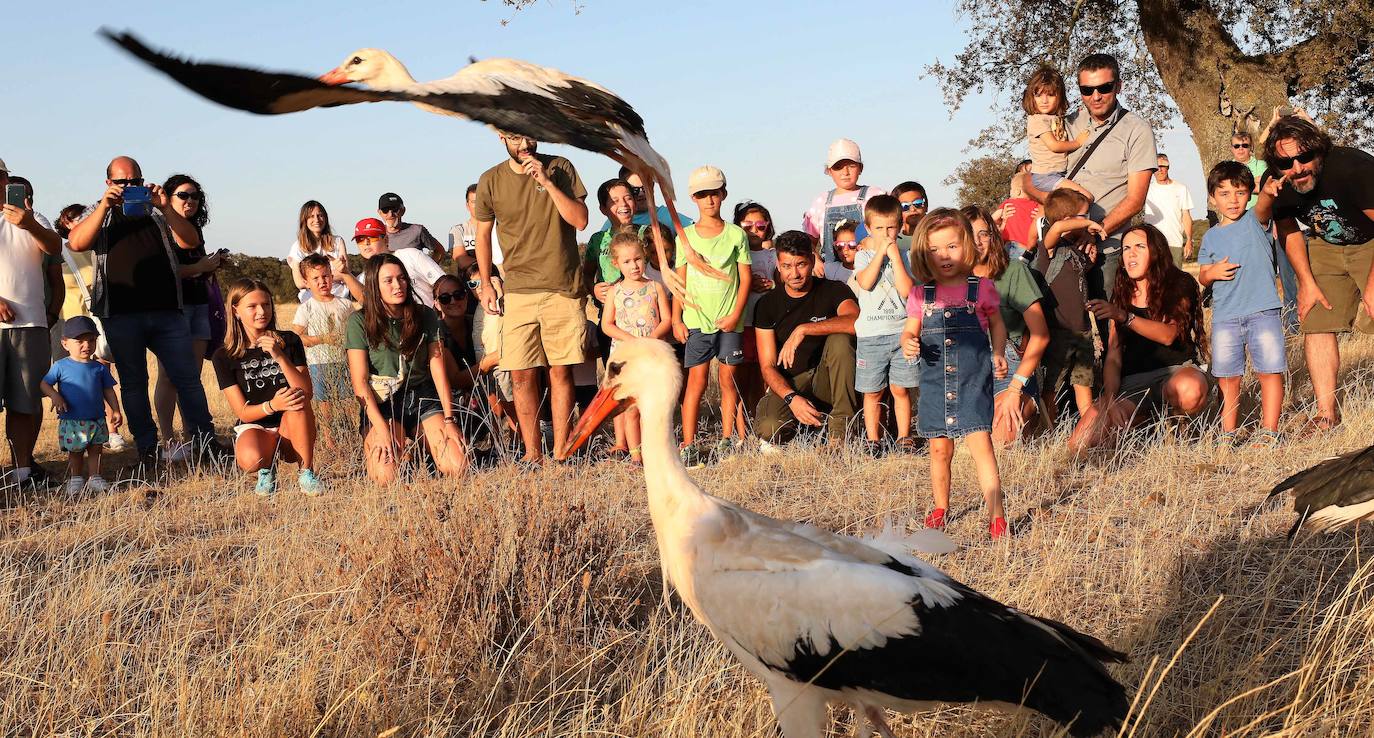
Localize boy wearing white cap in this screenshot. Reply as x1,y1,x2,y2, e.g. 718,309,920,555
802,139,886,264
672,166,752,466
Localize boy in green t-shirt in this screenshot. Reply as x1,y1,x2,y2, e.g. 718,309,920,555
671,166,752,465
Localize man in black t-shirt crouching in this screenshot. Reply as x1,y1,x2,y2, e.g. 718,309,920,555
752,230,859,444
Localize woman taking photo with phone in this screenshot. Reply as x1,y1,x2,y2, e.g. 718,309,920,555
211,278,323,495
154,173,226,460
287,200,350,302
345,253,469,483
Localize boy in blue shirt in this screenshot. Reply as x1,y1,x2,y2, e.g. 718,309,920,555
38,316,123,494
1198,161,1287,446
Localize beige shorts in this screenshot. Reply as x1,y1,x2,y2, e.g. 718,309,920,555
500,291,588,370
1301,238,1374,335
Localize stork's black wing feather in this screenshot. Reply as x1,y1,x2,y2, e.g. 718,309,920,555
1268,444,1374,514
101,29,413,115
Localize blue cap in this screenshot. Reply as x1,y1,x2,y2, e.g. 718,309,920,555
62,315,99,339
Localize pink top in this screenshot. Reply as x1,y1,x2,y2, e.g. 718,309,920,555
906,278,1001,332
800,185,887,240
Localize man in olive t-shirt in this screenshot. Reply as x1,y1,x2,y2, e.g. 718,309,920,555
473,131,590,463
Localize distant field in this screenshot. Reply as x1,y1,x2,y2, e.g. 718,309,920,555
2,305,1372,736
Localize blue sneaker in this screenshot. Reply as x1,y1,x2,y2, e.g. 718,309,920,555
255,468,277,496
298,469,325,496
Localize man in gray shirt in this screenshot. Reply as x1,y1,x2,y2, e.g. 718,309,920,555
1027,53,1157,298
377,192,445,263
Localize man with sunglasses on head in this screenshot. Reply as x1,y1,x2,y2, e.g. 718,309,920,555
1024,54,1157,299
65,156,228,467
376,192,446,265
1267,116,1374,432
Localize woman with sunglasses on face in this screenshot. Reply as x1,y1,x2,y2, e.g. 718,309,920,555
733,200,778,433
345,254,469,483
153,174,225,460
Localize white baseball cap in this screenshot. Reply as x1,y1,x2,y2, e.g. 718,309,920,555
825,138,863,168
687,165,726,194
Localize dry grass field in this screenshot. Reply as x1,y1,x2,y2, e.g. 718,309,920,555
2,302,1373,737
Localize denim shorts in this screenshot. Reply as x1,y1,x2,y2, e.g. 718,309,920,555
855,333,918,393
684,329,744,368
1211,309,1287,377
308,362,352,402
358,380,444,438
992,341,1041,397
1030,172,1066,191
182,303,212,341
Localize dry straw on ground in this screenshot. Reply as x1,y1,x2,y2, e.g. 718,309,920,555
1,309,1371,736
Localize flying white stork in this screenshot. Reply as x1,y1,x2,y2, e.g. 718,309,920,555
98,30,725,301
1269,445,1374,537
561,339,1130,738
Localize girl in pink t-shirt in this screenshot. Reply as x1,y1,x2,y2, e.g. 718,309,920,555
901,209,1010,539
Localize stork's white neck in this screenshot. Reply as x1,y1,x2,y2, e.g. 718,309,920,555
369,54,419,89
636,388,706,522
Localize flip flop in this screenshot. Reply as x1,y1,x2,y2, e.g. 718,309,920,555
1297,416,1339,438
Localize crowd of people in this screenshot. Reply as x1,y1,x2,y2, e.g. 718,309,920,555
3,51,1371,538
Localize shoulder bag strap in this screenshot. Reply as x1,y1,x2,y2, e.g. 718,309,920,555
1065,107,1129,181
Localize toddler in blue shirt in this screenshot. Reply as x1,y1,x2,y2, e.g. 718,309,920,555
38,316,122,494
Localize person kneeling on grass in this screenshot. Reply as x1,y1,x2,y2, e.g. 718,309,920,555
38,316,123,495
211,279,324,496
346,254,470,483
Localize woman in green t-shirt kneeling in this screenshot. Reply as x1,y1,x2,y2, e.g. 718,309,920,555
345,254,470,483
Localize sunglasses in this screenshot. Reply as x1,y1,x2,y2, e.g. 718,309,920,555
111,178,144,186
1274,150,1318,171
741,220,770,229
901,199,927,211
435,291,465,305
834,240,858,250
1078,81,1116,96
173,191,203,201
466,278,482,290
379,206,401,214
630,186,645,198
1232,143,1251,150
355,236,382,244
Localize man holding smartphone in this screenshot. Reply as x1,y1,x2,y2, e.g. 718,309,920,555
0,158,64,487
65,156,228,467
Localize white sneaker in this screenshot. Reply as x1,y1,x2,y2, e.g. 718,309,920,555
164,441,189,462
758,440,783,456
86,475,109,493
66,476,86,495
106,434,127,451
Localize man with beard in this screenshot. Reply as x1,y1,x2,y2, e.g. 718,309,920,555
1268,116,1374,432
473,132,590,463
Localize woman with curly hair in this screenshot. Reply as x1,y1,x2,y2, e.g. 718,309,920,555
1069,223,1212,453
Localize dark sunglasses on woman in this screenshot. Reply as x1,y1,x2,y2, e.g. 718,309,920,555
435,291,465,305
173,191,203,201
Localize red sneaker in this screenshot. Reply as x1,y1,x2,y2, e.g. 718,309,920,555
989,517,1009,539
924,508,947,530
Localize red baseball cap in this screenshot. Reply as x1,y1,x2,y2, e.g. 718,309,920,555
353,218,386,240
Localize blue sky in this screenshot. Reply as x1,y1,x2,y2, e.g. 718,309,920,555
9,0,1207,257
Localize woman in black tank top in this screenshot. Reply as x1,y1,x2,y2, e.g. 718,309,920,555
1070,224,1211,453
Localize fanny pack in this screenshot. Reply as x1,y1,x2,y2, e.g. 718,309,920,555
369,348,411,402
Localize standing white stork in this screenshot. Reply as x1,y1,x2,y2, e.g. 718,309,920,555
98,30,725,300
561,339,1130,738
1269,445,1374,537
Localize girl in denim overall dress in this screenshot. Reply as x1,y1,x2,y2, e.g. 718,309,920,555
901,209,1011,539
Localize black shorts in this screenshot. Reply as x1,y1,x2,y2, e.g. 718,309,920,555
358,380,443,438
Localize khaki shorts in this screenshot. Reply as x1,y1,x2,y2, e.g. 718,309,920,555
1301,238,1374,335
500,291,588,370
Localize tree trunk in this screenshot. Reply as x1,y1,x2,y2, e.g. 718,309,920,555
1137,0,1291,169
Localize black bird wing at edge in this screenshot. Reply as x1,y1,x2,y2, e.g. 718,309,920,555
1269,444,1374,535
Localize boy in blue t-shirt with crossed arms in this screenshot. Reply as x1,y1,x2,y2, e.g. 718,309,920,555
1198,161,1287,447
38,316,123,494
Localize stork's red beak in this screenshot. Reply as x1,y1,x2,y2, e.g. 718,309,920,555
558,386,631,460
319,68,349,86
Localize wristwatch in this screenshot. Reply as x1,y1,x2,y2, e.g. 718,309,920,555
1123,312,1137,327
782,391,799,406
443,416,459,425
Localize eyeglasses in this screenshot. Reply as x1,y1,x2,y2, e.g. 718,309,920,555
110,178,144,186
630,186,645,198
1274,149,1319,171
834,240,858,250
901,199,927,211
741,220,770,230
173,191,202,201
435,291,464,305
355,236,382,244
466,278,482,290
379,206,401,214
1158,165,1170,169
1232,143,1251,150
1078,81,1116,96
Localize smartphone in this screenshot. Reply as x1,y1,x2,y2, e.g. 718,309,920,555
4,183,25,208
215,248,231,257
121,185,152,217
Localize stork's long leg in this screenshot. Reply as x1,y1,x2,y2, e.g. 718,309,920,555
864,706,898,738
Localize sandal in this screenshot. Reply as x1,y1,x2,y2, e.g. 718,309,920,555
1297,416,1340,438
1215,430,1240,448
1248,428,1283,449
895,436,920,454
